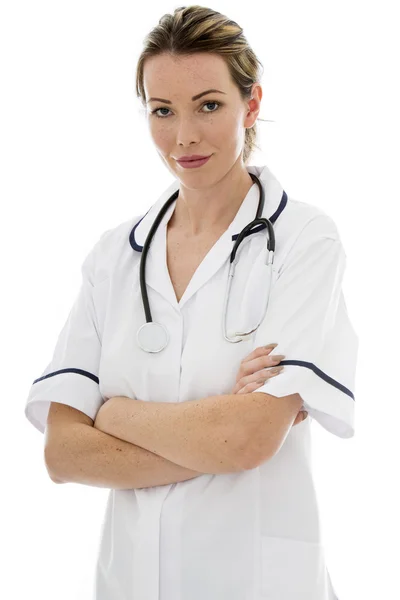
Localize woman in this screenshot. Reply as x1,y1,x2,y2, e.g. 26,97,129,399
25,6,358,599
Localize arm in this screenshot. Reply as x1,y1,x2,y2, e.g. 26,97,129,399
94,394,255,474
48,391,293,488
46,422,206,489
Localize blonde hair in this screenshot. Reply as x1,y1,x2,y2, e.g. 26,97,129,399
135,5,269,164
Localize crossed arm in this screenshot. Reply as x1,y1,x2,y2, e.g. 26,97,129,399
92,394,257,474
92,390,302,472
49,392,302,488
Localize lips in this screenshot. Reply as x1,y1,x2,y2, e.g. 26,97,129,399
176,155,211,168
178,156,209,162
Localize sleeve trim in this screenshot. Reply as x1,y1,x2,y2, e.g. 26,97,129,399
280,360,355,400
33,368,99,385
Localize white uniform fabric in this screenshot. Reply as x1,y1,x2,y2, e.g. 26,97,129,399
25,164,358,600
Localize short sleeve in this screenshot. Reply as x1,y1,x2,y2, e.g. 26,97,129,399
24,239,105,435
252,216,359,439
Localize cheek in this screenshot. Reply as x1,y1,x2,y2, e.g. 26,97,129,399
149,123,171,149
149,112,240,148
208,113,241,139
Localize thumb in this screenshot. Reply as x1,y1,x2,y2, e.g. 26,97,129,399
302,411,308,421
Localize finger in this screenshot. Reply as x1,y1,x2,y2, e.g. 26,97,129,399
239,352,285,381
233,366,284,394
235,373,284,395
292,411,308,426
240,344,278,365
234,348,272,391
235,380,265,395
235,363,284,393
233,370,273,394
234,346,281,389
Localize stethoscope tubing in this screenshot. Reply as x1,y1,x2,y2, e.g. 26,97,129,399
137,172,275,352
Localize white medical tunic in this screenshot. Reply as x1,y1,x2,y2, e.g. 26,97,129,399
24,164,358,600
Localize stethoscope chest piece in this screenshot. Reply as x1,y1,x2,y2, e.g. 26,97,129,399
137,321,169,353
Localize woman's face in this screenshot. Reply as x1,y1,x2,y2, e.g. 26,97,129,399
142,52,262,184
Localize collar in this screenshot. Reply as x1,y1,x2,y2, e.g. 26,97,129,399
128,164,288,310
129,164,287,253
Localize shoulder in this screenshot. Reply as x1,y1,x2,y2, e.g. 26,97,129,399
83,214,143,285
273,196,345,274
284,196,341,241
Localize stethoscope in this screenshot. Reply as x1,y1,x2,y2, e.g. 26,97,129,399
137,172,275,353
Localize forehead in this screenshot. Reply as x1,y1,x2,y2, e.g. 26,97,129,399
143,53,231,95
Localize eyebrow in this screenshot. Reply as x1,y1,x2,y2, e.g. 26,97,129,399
146,89,227,104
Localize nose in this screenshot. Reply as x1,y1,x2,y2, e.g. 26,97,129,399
175,116,201,147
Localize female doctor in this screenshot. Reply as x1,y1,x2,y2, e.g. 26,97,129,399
24,6,358,600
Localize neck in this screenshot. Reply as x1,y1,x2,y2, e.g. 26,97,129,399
169,163,254,236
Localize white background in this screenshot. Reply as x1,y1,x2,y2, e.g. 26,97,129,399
1,1,398,598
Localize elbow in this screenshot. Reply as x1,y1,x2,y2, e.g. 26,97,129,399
240,447,274,471
44,446,62,482
44,443,69,484
232,438,272,472
238,430,276,471
49,474,66,484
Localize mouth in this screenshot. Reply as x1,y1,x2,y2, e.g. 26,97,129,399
176,155,212,168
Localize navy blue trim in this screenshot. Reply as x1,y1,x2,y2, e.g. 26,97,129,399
33,368,99,385
130,191,288,252
279,360,355,400
31,362,353,400
129,206,152,252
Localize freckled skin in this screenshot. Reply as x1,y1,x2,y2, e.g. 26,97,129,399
142,51,263,236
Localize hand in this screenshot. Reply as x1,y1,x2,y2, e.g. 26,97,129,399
231,344,308,426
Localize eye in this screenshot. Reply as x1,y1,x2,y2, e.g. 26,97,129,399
150,100,222,119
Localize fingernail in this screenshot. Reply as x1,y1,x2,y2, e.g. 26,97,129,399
264,343,278,349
